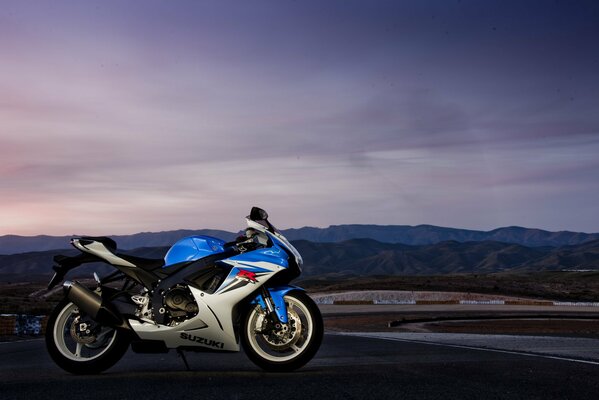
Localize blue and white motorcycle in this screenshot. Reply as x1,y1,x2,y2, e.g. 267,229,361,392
45,207,323,374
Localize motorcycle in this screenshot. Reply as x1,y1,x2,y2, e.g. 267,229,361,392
45,207,323,374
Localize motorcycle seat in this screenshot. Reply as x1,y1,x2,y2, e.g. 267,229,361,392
117,254,165,271
76,236,164,271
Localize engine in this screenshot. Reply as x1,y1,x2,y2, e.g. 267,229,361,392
163,285,199,326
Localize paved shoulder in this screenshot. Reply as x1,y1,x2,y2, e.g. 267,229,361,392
340,332,599,364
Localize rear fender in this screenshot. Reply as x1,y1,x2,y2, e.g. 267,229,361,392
250,285,304,324
48,252,102,289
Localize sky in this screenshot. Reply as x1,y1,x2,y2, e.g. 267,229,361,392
1,0,598,236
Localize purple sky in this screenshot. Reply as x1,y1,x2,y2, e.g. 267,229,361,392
1,0,598,235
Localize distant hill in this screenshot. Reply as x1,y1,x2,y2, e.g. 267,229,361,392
293,239,555,276
519,239,599,271
283,225,599,247
0,230,237,255
0,246,169,282
1,225,598,255
2,239,598,282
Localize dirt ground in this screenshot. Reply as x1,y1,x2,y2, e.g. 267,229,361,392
3,279,599,339
410,318,599,337
302,271,599,302
323,312,599,338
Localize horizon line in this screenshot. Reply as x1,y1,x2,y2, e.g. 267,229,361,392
1,223,598,238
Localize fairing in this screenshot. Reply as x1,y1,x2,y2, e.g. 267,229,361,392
163,236,226,267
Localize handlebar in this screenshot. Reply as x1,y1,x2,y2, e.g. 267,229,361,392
223,229,268,253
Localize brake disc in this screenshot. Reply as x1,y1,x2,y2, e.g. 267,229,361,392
261,308,302,351
69,316,96,345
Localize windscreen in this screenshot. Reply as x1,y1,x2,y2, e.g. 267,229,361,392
248,207,277,233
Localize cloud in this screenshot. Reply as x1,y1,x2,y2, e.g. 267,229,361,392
0,1,598,234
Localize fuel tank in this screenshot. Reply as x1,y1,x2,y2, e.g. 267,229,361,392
163,236,226,267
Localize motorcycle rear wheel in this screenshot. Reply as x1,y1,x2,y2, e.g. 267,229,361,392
242,291,323,372
45,298,130,374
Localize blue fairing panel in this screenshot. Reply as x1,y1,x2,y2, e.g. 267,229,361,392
163,236,226,267
227,244,289,268
251,286,304,323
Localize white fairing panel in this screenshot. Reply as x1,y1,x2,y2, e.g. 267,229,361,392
128,260,283,351
72,239,136,268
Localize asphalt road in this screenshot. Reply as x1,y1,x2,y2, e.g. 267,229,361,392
1,333,598,400
318,303,599,314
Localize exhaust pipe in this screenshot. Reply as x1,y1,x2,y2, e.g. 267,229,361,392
63,281,122,327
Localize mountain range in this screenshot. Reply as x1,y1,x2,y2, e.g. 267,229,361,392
1,225,598,255
293,239,599,276
284,225,599,247
0,230,237,255
1,238,598,282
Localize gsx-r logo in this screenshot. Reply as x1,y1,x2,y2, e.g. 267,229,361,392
236,269,257,283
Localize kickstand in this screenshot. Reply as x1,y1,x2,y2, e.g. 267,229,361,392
177,349,191,371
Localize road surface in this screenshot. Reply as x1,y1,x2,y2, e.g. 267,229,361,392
1,332,598,399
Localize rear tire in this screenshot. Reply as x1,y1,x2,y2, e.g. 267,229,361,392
241,291,323,372
45,298,130,374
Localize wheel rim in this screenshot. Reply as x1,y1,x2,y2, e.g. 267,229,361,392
53,302,117,362
246,295,314,363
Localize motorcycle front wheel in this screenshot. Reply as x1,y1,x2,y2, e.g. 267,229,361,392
45,299,130,374
241,291,323,372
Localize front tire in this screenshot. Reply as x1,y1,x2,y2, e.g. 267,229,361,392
45,299,130,374
242,291,323,372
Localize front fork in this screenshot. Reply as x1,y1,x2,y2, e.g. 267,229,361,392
251,285,303,325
